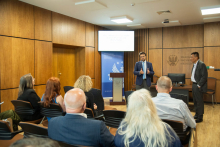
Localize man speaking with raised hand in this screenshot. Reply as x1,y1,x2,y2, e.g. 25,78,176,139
134,52,154,90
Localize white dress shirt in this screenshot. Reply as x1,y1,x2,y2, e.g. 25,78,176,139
152,93,196,131
191,60,199,83
67,113,87,118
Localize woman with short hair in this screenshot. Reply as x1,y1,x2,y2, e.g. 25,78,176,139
17,73,43,121
41,77,65,121
114,89,182,147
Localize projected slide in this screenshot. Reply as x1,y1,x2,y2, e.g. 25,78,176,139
98,31,134,52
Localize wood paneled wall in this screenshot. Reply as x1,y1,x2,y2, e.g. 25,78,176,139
124,29,148,91
204,22,220,102
0,0,103,112
124,23,220,103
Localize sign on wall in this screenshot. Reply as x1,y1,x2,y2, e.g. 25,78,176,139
101,52,124,98
163,48,204,78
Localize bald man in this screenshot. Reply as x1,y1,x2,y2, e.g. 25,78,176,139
48,88,114,147
152,76,196,131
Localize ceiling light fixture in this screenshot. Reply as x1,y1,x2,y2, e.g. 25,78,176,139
201,6,220,15
75,0,95,5
110,16,133,24
127,24,142,27
203,16,220,22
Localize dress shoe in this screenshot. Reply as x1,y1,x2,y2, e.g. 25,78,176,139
196,118,203,123
194,115,198,119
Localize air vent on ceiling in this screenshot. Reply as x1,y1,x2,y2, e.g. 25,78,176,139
157,10,171,15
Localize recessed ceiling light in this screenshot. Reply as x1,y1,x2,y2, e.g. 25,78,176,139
127,24,142,27
203,16,220,22
75,0,95,5
201,6,220,15
110,16,133,24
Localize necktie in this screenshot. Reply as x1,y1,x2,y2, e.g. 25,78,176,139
143,61,146,79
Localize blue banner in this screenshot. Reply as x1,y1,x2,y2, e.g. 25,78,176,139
101,52,124,98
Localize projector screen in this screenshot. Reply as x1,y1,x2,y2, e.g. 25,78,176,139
98,31,134,51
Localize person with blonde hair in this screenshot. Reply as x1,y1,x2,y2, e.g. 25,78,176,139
153,76,196,131
74,75,97,112
114,89,182,147
17,73,43,121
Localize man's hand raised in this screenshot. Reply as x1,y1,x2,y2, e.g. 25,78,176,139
140,68,144,74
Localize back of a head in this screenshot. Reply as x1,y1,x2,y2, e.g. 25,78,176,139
119,89,168,147
10,137,60,147
64,88,86,113
157,76,172,91
43,77,61,107
74,75,93,92
18,73,34,97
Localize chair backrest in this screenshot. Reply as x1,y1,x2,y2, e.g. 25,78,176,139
170,93,188,105
40,103,64,118
11,100,35,115
84,108,94,119
124,91,133,105
162,119,191,143
64,86,74,93
207,77,216,91
89,88,104,111
19,122,48,138
103,110,126,128
0,120,22,140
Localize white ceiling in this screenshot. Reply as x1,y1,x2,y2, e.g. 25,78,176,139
19,0,220,30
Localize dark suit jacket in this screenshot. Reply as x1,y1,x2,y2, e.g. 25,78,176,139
17,89,43,121
85,92,95,112
48,114,115,147
133,61,154,87
191,60,208,92
89,88,104,111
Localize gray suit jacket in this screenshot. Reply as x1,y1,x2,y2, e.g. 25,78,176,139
191,60,208,92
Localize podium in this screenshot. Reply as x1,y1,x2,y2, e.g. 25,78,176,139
109,73,126,105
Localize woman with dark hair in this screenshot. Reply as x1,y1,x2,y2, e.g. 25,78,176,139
41,77,65,121
17,73,43,121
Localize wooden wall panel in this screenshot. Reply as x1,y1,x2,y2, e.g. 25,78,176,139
204,47,220,79
149,28,162,49
0,36,34,89
52,12,85,46
204,22,220,47
34,6,52,41
0,88,18,113
85,47,95,79
124,29,148,91
149,49,162,77
75,48,85,80
163,25,204,48
35,41,53,85
91,79,95,88
86,23,95,47
53,47,76,97
163,48,204,78
94,26,102,89
35,85,46,98
0,0,34,39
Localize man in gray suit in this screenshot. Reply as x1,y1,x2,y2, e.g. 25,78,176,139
190,52,207,123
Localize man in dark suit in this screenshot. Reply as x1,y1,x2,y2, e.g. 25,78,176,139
48,88,114,147
133,52,154,90
190,52,207,123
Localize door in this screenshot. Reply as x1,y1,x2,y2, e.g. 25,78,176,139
53,48,76,97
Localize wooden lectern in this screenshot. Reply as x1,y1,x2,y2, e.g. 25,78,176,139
109,73,126,105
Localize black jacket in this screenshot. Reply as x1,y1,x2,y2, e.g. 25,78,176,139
192,60,208,92
17,89,43,121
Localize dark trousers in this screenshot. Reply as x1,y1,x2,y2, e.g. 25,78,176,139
192,83,204,118
136,79,150,90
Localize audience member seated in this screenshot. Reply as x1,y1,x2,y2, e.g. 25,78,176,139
48,88,115,147
152,76,196,131
41,77,66,121
10,137,60,147
17,74,43,121
114,89,182,147
74,75,97,112
0,110,21,131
